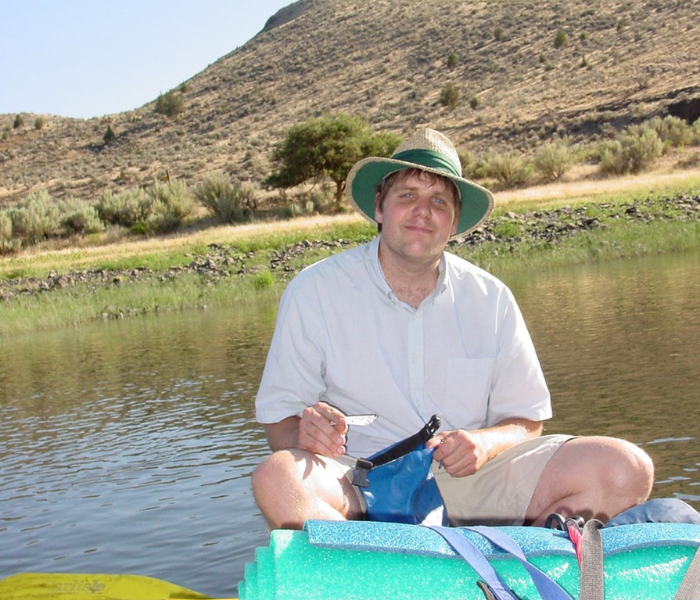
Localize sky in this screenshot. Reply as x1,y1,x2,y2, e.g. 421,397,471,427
0,0,293,119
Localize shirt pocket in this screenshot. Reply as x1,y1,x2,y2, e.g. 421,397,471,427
443,357,495,429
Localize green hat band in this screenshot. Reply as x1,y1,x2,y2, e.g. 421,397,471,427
391,149,461,178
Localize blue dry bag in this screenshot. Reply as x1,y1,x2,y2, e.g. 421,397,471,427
352,415,448,526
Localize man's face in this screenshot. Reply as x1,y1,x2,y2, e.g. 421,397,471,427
374,171,459,266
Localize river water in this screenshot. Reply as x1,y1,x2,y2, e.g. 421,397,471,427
1,250,699,598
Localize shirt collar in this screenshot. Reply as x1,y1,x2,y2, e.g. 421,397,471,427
365,235,449,303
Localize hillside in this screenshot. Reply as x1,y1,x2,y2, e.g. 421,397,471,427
1,0,699,207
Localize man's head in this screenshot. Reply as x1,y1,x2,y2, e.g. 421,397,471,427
374,168,461,233
346,128,494,237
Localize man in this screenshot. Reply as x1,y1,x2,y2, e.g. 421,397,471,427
252,128,654,530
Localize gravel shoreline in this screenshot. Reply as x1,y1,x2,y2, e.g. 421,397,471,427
1,193,698,303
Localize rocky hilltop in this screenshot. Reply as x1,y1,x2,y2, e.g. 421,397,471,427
1,0,699,206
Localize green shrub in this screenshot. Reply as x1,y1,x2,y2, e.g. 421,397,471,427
57,197,105,236
447,52,458,68
599,125,663,175
194,173,257,224
13,114,24,129
458,150,478,179
649,115,692,148
34,117,44,131
0,210,12,242
494,26,504,41
678,150,700,168
145,180,195,233
491,220,523,239
97,188,151,227
0,210,19,254
439,82,460,110
534,139,573,182
9,190,61,243
470,96,480,110
692,120,700,145
252,270,274,290
154,91,185,117
485,152,533,188
554,29,568,49
283,202,303,219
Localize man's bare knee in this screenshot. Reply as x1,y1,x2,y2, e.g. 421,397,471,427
251,450,360,530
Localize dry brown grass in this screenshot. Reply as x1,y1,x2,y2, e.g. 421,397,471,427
0,0,698,210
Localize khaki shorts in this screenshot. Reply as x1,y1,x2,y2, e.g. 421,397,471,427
433,434,573,526
322,434,572,526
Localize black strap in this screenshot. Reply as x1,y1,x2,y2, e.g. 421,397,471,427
674,545,700,600
579,519,605,600
352,415,440,487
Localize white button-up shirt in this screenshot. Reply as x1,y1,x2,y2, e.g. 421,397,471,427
255,236,551,456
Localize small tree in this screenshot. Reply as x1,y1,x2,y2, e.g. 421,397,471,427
439,82,460,110
103,124,116,145
13,114,24,129
447,52,459,68
265,113,401,205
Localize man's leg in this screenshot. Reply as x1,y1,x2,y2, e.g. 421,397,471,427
251,449,364,530
525,436,654,525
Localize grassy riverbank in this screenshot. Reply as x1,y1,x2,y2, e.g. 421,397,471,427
1,177,699,337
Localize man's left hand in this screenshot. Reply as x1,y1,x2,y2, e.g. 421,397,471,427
427,429,489,477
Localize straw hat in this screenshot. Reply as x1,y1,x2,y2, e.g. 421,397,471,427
345,128,494,236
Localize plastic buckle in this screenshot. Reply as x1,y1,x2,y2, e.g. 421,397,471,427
424,414,442,438
352,458,373,488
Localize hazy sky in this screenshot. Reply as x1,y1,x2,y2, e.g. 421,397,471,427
0,0,293,119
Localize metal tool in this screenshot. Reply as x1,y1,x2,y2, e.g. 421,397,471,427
332,414,377,427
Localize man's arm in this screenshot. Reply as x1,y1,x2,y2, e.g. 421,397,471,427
427,418,543,478
263,402,349,458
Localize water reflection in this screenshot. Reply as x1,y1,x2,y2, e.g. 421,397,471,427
0,304,278,597
0,251,698,597
507,251,700,503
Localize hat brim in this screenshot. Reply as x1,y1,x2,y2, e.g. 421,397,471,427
346,157,494,236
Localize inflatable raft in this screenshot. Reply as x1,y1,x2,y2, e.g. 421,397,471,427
238,519,700,600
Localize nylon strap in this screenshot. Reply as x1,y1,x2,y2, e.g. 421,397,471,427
674,545,700,600
368,414,441,468
429,526,519,600
469,526,573,600
579,519,605,600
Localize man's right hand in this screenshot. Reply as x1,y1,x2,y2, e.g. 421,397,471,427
264,402,348,457
297,402,348,458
